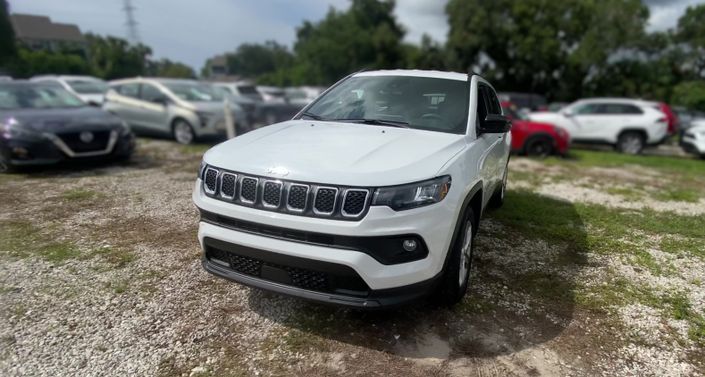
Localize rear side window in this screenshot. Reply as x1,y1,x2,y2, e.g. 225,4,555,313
140,84,165,102
114,83,140,98
603,104,643,115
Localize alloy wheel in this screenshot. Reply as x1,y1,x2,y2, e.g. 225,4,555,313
621,135,643,154
458,220,473,286
174,121,194,144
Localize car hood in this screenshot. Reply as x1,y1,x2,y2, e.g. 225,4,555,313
0,106,122,132
203,120,466,187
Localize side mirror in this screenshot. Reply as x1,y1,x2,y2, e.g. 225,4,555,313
479,114,512,134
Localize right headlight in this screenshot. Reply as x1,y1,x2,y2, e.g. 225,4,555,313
371,176,451,211
1,118,43,140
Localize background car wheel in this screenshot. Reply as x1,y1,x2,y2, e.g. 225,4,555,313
525,136,553,157
434,207,476,306
489,166,508,209
617,132,645,154
173,120,196,145
0,154,14,174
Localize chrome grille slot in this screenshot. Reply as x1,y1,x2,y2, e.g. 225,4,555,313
220,173,237,199
287,184,309,212
313,187,338,215
342,189,369,217
240,177,258,203
262,181,283,208
204,168,219,195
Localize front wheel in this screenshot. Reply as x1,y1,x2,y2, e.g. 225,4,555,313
617,132,645,154
434,208,476,306
173,119,196,145
525,137,553,157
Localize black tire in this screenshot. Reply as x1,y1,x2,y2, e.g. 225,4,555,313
489,165,508,209
524,136,553,157
0,152,15,174
434,207,477,306
617,131,645,154
172,119,196,145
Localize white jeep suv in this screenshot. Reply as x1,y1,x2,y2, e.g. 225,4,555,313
529,98,668,154
193,70,511,308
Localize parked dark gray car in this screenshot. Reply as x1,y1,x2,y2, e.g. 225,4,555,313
0,81,135,173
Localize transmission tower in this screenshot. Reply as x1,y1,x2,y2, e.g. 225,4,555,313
122,0,140,44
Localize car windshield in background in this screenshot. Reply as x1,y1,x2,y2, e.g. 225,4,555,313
0,85,85,109
304,76,469,134
67,80,109,94
163,83,225,102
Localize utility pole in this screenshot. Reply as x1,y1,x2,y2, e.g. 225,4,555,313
122,0,140,44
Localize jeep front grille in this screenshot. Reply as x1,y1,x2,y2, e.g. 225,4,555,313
201,167,371,220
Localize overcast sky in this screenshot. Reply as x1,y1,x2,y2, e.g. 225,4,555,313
8,0,705,70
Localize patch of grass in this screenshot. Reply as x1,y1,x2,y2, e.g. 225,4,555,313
653,188,700,203
516,271,575,305
0,220,80,264
575,276,661,311
663,293,705,346
90,247,137,268
554,149,705,178
61,188,101,201
606,186,644,202
180,143,212,155
105,279,129,294
659,237,705,258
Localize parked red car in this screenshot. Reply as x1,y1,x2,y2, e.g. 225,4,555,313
502,102,570,156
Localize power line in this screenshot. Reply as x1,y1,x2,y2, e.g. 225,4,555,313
122,0,140,44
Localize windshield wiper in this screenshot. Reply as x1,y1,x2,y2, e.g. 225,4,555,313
301,111,326,121
334,118,411,128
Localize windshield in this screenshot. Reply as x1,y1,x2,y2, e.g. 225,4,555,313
163,82,225,102
0,85,85,109
67,79,109,94
304,75,469,134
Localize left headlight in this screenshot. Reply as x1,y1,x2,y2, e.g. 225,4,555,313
1,119,43,140
371,176,451,211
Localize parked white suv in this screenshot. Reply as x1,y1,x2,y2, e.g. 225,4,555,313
681,120,705,159
193,70,512,308
529,98,668,154
30,75,109,106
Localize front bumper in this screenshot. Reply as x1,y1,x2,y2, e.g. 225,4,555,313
681,134,705,156
193,179,458,304
1,131,135,167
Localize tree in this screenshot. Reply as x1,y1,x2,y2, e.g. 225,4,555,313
291,0,405,85
0,0,16,69
404,34,447,71
676,4,705,78
672,81,705,111
147,58,195,78
85,33,152,79
225,41,293,78
10,48,91,77
445,0,649,100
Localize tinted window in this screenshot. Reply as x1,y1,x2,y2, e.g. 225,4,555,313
66,79,109,94
483,86,502,115
115,83,140,98
163,82,224,102
0,85,84,109
304,75,470,134
573,103,601,115
141,84,165,102
602,104,643,114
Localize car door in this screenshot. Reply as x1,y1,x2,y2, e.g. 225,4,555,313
138,83,171,133
569,102,611,141
476,84,505,196
108,83,143,128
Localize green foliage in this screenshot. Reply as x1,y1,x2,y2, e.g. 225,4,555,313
85,33,152,79
226,41,293,79
10,48,91,77
671,81,705,111
0,0,15,67
147,58,195,79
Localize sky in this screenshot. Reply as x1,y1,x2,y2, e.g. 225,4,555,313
8,0,705,70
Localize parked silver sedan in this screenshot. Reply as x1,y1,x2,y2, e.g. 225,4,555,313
104,78,246,144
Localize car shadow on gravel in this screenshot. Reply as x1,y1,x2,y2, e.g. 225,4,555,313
249,190,589,367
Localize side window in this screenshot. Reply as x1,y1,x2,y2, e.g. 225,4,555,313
485,86,502,115
573,103,601,115
115,83,140,99
606,104,643,115
141,84,165,102
476,86,489,124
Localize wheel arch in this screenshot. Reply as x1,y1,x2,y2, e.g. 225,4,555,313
438,181,484,275
618,128,647,141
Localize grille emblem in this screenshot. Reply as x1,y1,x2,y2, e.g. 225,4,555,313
79,131,94,143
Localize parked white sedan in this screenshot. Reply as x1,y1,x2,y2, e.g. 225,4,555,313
529,98,668,154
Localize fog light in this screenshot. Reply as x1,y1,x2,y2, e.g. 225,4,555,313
402,239,418,252
12,147,29,159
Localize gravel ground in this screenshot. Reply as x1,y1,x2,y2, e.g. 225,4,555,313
0,140,703,376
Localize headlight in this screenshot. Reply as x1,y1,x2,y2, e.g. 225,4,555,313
196,111,212,126
118,121,131,136
1,118,43,140
371,176,451,211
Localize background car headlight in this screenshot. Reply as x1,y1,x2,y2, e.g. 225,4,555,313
371,176,451,211
1,119,43,140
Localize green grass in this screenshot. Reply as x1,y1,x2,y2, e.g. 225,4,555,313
606,187,645,202
61,189,101,201
659,237,705,258
663,292,705,346
180,143,212,155
547,149,705,178
0,220,80,264
653,188,701,203
90,247,137,268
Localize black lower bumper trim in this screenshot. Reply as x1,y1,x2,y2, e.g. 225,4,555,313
202,237,439,309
